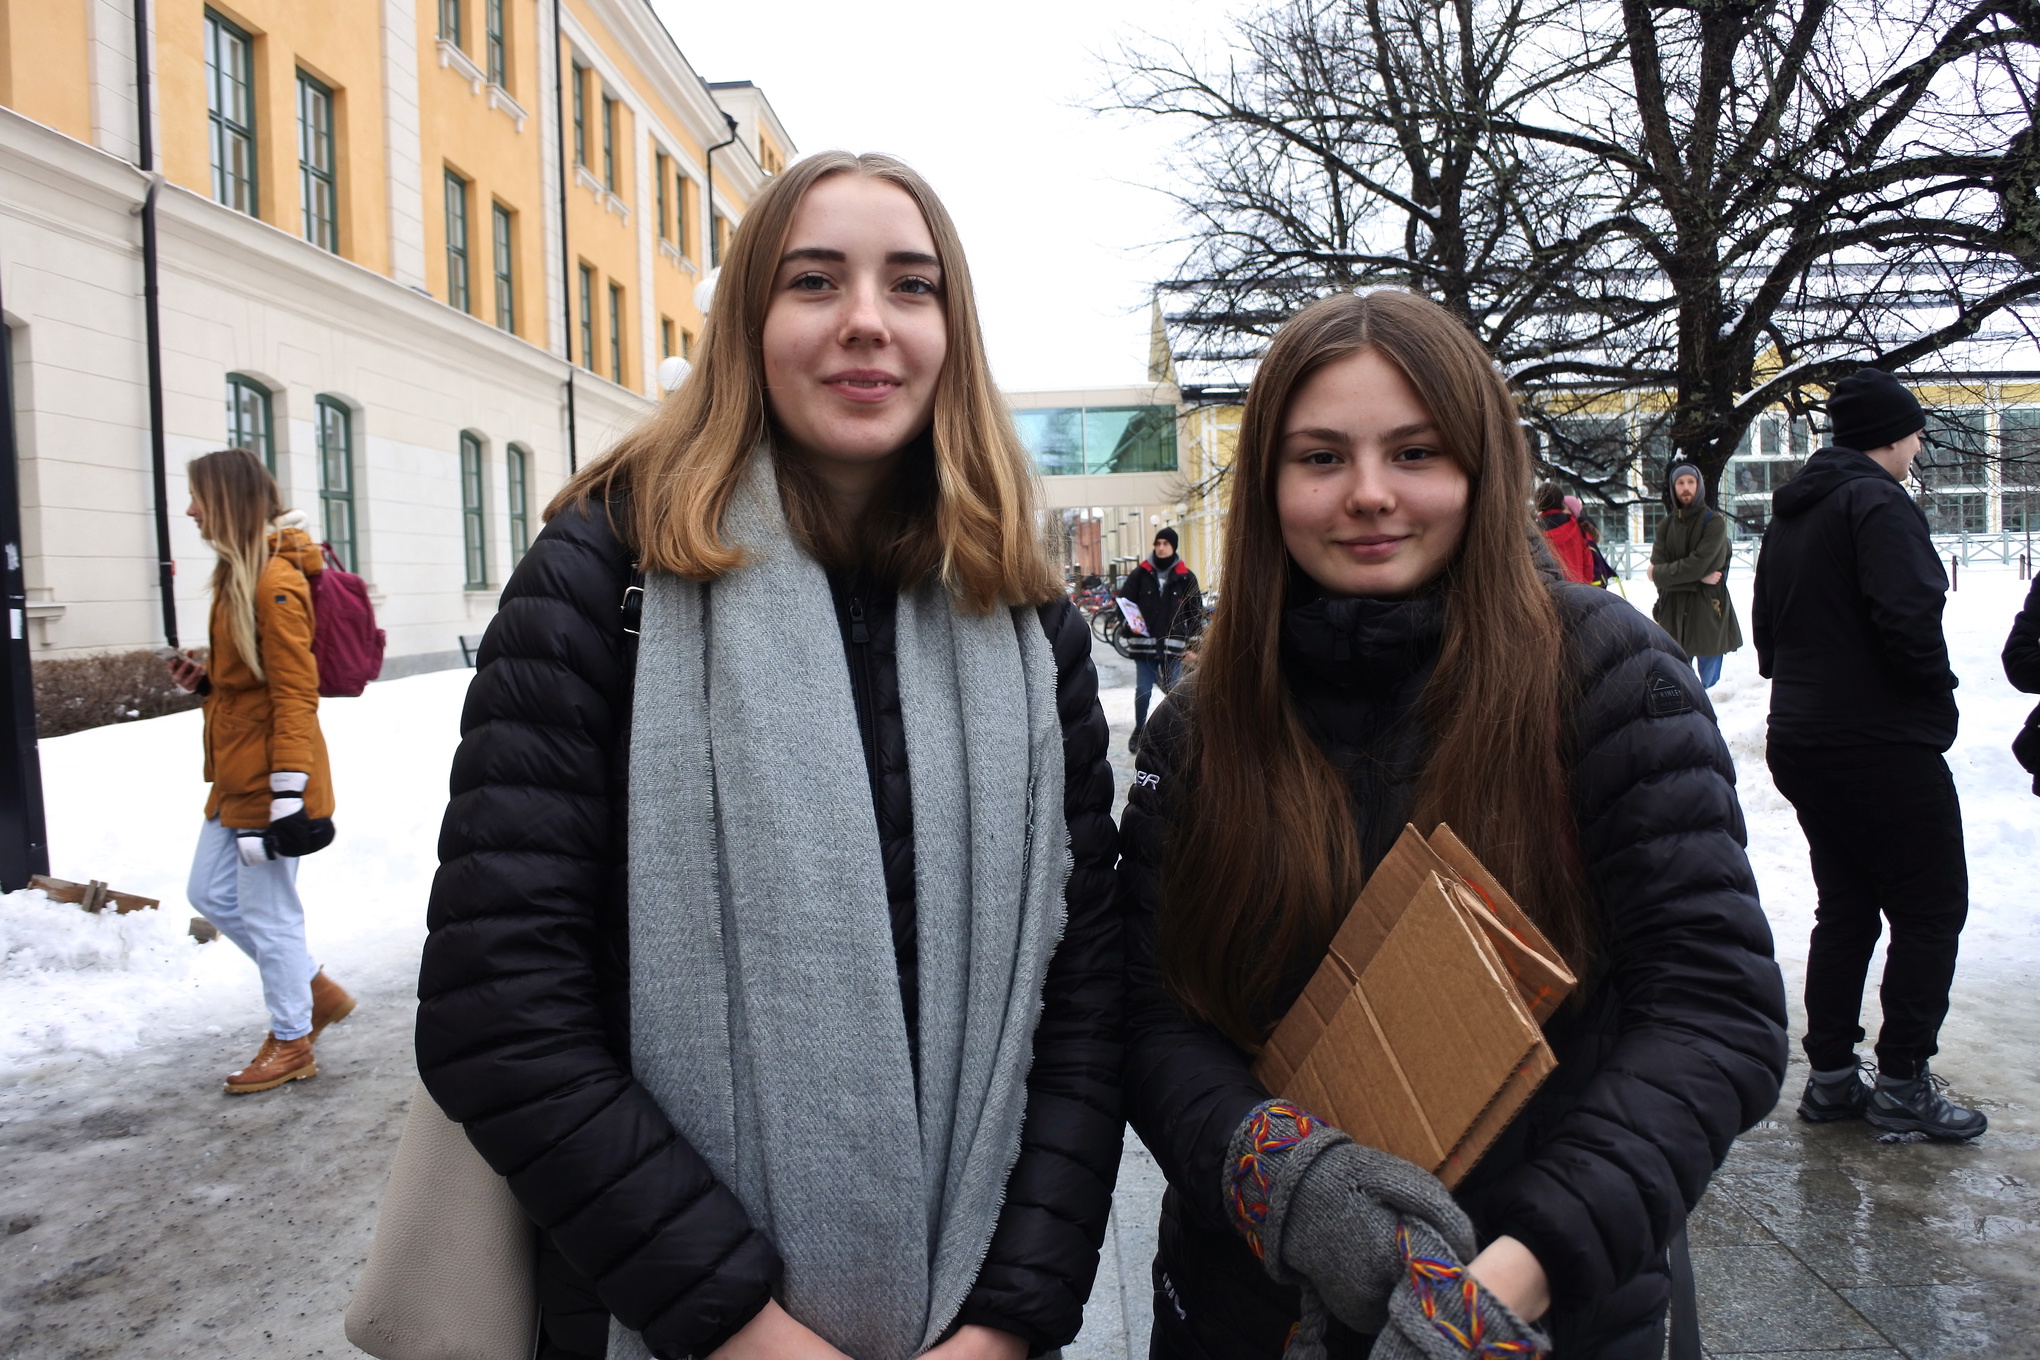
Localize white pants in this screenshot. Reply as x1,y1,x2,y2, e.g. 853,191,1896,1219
187,818,318,1040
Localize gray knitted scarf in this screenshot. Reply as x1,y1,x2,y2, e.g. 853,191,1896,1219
609,451,1071,1360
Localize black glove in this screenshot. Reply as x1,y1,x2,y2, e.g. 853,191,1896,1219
266,772,336,858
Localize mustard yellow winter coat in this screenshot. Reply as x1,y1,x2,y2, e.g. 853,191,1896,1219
202,519,336,829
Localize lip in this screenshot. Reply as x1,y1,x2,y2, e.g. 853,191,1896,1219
1336,533,1408,560
823,369,903,404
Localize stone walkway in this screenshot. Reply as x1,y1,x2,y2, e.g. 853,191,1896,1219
0,645,2033,1357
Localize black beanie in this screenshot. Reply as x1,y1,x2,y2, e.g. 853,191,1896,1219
1154,525,1180,549
1828,368,1925,453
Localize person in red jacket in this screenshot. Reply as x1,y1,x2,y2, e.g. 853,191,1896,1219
1533,482,1595,583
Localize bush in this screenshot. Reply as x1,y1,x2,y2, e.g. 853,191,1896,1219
33,649,205,739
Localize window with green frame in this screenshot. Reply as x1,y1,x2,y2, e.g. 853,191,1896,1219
485,0,506,86
297,72,338,253
205,9,257,215
602,95,617,191
571,65,587,166
492,203,515,332
460,432,488,587
609,282,624,383
439,0,462,46
655,151,671,240
225,374,274,470
506,443,531,562
445,169,471,313
316,397,357,571
578,264,595,370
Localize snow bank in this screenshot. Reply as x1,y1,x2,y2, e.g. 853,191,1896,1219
0,668,475,1083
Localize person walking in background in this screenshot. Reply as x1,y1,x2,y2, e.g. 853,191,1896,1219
1122,525,1202,750
1753,367,1986,1140
165,449,351,1095
1650,463,1741,686
414,153,1121,1360
1121,291,1785,1358
1569,495,1621,589
2006,571,2040,795
1532,481,1595,583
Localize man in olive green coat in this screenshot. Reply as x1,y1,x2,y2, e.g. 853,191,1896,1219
1650,463,1743,686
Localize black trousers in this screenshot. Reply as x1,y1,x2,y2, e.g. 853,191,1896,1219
1767,741,1969,1079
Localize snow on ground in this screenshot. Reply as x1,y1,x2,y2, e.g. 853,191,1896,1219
2,568,2034,1085
0,669,473,1082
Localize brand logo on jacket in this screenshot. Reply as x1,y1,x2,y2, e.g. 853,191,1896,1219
1646,669,1694,718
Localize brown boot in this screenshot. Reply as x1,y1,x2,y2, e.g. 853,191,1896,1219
224,1033,317,1094
310,971,357,1041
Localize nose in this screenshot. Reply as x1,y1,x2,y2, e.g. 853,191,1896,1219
837,276,891,347
1341,454,1397,516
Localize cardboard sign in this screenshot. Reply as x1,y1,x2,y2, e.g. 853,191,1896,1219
1252,824,1576,1187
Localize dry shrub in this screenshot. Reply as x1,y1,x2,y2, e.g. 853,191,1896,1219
33,649,206,739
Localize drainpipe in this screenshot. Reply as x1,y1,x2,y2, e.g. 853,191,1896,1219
553,0,577,471
0,268,52,888
703,109,738,277
134,0,177,648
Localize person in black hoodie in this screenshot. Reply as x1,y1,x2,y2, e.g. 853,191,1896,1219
1120,526,1202,749
1752,367,1985,1141
1122,290,1785,1360
416,153,1122,1360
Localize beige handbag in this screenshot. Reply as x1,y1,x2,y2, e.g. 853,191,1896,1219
346,1080,538,1360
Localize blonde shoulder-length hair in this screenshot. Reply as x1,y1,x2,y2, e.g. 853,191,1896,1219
548,151,1058,613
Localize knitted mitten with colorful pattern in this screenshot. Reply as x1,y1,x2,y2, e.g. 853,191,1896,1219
1223,1099,1551,1360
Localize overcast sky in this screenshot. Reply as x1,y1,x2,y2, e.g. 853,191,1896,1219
650,0,1247,393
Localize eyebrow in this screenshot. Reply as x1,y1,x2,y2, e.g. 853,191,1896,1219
778,246,942,268
1282,421,1437,443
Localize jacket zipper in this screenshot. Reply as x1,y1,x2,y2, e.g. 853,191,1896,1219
845,593,881,786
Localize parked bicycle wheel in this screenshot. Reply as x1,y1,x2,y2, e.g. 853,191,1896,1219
1090,607,1118,645
1109,616,1136,660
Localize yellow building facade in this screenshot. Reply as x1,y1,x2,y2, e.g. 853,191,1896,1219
1,0,792,668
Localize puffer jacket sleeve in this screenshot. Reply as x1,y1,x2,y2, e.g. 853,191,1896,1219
951,599,1125,1352
255,556,321,777
1118,684,1270,1237
2007,574,2040,693
1477,587,1787,1312
416,503,781,1359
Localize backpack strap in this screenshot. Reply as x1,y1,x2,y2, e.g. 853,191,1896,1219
621,563,646,673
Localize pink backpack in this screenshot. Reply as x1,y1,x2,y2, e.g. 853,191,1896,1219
309,544,386,697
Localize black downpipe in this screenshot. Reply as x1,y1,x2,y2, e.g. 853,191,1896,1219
135,0,177,649
0,275,51,889
553,0,576,471
703,112,739,271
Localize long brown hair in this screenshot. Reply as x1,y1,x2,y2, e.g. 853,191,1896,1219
188,448,285,682
1160,291,1588,1048
549,151,1058,611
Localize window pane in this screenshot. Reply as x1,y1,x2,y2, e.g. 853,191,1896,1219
460,434,488,587
609,283,623,382
602,98,615,191
1919,410,1987,488
656,153,670,240
506,444,530,561
578,266,594,370
2001,409,2040,488
572,66,586,165
492,204,514,332
1013,408,1082,476
440,0,462,44
206,11,257,216
317,399,356,572
1921,492,1987,535
1083,407,1177,474
226,377,273,471
445,171,470,313
486,0,505,85
298,74,337,253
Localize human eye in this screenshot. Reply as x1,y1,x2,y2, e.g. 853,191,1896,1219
1295,447,1341,467
788,271,833,292
1392,443,1444,464
895,275,940,296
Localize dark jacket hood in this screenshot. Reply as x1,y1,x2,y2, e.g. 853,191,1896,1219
1773,446,1896,519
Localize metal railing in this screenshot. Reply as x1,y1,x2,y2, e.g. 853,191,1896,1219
1602,528,2037,580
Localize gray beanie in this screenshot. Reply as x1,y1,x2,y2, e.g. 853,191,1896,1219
1667,463,1703,493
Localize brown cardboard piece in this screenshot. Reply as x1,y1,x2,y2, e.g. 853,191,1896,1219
1252,825,1576,1187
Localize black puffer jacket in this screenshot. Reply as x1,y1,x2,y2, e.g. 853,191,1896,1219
418,502,1123,1360
1752,446,1958,750
1121,583,1787,1360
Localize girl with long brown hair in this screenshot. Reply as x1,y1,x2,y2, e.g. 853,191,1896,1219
1121,291,1786,1358
166,448,351,1095
413,153,1122,1360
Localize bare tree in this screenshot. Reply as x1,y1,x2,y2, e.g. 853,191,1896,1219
1111,0,2040,509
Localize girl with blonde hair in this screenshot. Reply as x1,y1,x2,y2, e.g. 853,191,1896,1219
415,153,1122,1360
168,447,351,1094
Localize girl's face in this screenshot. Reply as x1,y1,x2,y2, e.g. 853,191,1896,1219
761,175,948,482
1274,347,1471,598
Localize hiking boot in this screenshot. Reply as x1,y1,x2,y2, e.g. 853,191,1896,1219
1797,1063,1873,1123
1866,1065,1987,1141
309,970,357,1041
224,1034,317,1094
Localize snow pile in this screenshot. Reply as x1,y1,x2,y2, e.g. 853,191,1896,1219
0,668,475,1082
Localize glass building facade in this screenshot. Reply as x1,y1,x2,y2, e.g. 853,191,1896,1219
1012,405,1177,476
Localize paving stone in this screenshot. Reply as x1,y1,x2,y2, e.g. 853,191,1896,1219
1689,1244,1886,1353
1840,1282,2040,1360
1710,1165,1981,1288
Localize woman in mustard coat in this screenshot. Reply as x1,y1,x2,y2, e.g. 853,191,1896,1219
166,448,351,1093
